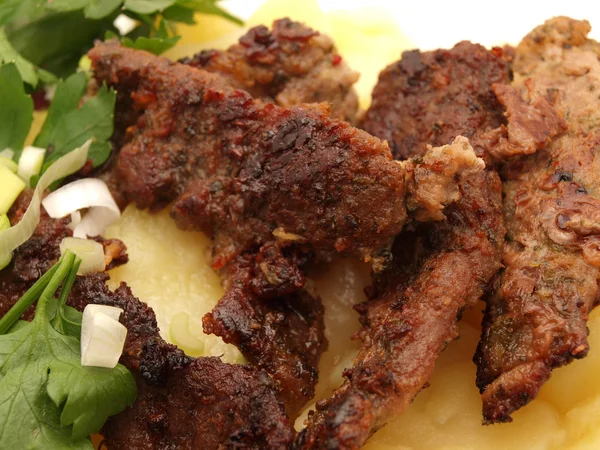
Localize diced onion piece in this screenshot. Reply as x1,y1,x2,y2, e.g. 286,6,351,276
0,148,14,159
0,165,26,215
81,304,126,368
0,156,17,173
17,146,45,186
59,237,106,275
0,215,9,269
68,211,81,231
169,312,205,356
0,140,90,270
42,178,120,238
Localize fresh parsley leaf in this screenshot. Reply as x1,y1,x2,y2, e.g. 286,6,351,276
42,83,116,169
0,26,56,86
0,63,33,154
0,253,137,448
84,0,123,19
123,34,180,54
6,11,116,80
35,71,87,149
0,0,44,27
175,0,243,25
45,0,90,13
163,4,196,24
124,0,176,14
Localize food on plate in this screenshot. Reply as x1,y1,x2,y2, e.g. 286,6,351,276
2,2,600,448
475,16,600,424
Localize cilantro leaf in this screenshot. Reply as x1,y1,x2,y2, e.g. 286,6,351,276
35,71,87,149
0,27,56,86
41,83,116,169
0,63,33,153
0,253,137,448
84,0,123,19
175,0,243,25
123,34,180,54
124,0,176,14
0,315,135,447
163,4,196,24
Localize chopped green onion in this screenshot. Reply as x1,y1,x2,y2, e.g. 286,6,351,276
169,311,205,356
59,237,106,275
0,251,74,334
17,146,45,186
0,140,90,270
0,164,26,216
81,304,127,368
0,156,17,172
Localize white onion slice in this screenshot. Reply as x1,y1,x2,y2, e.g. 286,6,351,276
17,146,45,186
59,237,106,275
42,178,120,238
0,140,90,269
0,164,25,215
0,148,14,159
81,304,126,369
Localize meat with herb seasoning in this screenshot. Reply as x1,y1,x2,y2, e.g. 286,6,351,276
474,16,600,424
181,18,360,123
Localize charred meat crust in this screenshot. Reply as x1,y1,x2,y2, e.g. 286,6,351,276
89,41,408,268
474,17,600,424
181,18,359,123
297,42,511,448
203,244,327,418
360,41,511,163
68,274,295,450
297,161,505,450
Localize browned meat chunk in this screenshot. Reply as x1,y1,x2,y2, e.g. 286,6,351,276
67,274,295,450
298,42,517,448
297,139,504,449
181,18,359,123
474,17,600,424
203,244,327,417
89,42,483,270
360,42,511,162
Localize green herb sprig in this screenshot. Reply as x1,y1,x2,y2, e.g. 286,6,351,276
0,250,137,449
0,0,241,85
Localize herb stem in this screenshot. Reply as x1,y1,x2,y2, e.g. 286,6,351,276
35,251,76,320
0,260,60,334
57,256,81,309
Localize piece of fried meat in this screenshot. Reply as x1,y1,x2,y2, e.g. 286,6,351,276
474,16,600,424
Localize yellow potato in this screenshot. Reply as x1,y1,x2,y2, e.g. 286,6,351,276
105,205,243,364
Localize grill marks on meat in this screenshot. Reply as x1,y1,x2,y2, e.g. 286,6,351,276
66,274,295,450
203,244,327,417
180,18,359,123
474,17,600,424
297,43,513,448
360,42,511,162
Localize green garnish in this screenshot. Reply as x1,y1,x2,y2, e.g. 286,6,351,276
0,0,241,84
0,63,33,152
0,250,137,448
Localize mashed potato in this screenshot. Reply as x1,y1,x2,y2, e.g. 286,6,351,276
103,2,600,448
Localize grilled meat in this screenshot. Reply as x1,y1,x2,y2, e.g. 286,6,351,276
89,42,484,269
203,244,327,417
297,42,521,448
297,138,504,449
181,18,359,123
68,274,295,450
474,17,600,423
